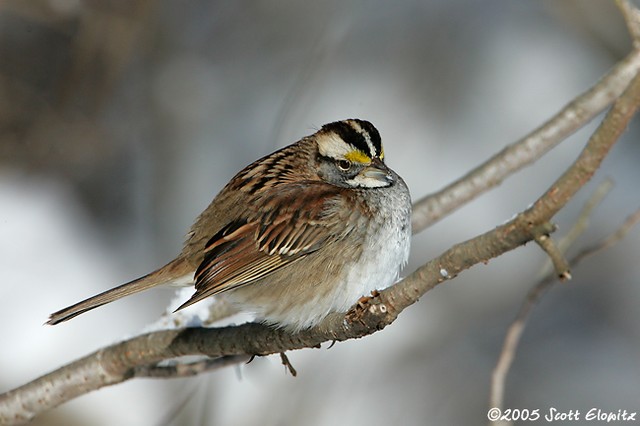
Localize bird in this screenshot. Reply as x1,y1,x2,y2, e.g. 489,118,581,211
47,119,412,332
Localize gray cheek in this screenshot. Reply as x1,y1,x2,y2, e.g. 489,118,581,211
319,164,350,188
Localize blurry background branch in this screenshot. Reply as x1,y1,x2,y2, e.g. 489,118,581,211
411,48,640,232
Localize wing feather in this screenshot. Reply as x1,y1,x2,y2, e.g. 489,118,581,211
175,183,352,311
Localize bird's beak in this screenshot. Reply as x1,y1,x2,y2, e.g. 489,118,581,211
361,158,394,186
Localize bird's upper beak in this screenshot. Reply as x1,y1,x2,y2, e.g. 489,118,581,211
361,158,394,186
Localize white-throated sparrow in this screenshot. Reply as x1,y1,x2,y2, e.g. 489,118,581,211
47,119,411,332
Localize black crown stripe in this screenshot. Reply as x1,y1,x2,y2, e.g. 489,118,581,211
322,119,382,158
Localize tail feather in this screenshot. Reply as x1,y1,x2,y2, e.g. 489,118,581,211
46,258,192,325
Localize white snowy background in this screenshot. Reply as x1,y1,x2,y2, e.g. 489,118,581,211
1,1,639,425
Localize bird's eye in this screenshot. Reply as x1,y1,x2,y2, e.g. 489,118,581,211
336,159,352,171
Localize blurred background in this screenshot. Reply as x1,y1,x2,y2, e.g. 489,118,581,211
1,1,639,425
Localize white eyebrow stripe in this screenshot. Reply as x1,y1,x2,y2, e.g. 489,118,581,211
317,133,352,158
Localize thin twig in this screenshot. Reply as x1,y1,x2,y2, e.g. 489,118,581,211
573,208,640,262
279,352,298,377
534,233,572,281
557,178,614,254
536,177,613,279
489,204,640,418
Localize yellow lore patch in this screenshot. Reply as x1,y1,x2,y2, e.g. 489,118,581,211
344,150,371,164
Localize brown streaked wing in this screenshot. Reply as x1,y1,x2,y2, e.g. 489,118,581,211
175,183,350,311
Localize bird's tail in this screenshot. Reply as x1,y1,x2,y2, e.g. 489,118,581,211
46,258,192,325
